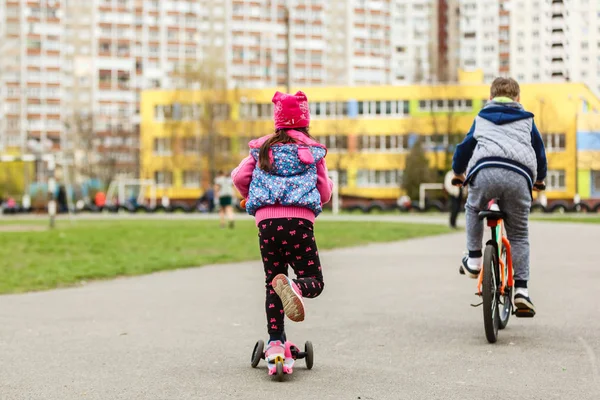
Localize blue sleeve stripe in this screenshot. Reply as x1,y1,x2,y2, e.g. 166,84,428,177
531,121,547,181
452,120,477,174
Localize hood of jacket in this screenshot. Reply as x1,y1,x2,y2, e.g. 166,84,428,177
478,101,534,126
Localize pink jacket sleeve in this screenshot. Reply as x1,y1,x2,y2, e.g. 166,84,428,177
231,155,256,199
316,159,334,205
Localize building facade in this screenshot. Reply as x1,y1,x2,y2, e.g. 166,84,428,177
1,0,445,181
0,0,64,155
140,81,600,206
3,0,600,187
458,0,600,96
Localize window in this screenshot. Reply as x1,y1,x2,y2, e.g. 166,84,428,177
154,105,165,121
358,135,409,152
181,104,196,120
356,170,403,188
153,138,171,156
99,42,111,53
320,135,348,152
547,170,566,191
99,69,112,85
424,134,448,150
212,104,231,120
154,171,173,188
213,136,231,153
182,138,200,154
27,39,41,50
358,100,408,117
332,170,348,188
7,119,20,130
183,170,201,188
543,134,566,152
418,99,473,112
117,44,130,55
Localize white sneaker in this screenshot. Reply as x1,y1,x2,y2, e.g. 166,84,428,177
460,255,482,279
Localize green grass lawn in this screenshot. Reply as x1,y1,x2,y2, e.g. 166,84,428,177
531,215,600,224
0,219,450,294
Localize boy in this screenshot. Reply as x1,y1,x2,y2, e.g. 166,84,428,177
452,77,547,317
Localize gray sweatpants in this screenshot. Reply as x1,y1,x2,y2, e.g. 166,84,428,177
466,168,532,282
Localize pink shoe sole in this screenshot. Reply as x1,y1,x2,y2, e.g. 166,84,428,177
272,275,305,322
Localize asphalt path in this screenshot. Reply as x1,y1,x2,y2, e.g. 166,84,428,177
1,221,599,399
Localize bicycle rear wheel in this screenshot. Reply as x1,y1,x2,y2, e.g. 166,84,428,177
482,243,500,343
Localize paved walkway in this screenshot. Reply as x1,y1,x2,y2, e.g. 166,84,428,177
1,221,599,399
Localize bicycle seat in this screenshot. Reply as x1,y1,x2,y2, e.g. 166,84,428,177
478,210,505,221
478,199,505,221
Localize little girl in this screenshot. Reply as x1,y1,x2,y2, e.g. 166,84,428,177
231,91,333,363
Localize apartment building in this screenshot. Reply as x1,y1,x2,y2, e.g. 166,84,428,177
0,0,64,155
12,0,600,182
458,0,501,83
229,0,395,88
61,0,228,178
458,0,600,96
2,0,424,179
510,0,600,96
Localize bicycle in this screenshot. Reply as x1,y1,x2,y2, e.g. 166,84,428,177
453,177,544,343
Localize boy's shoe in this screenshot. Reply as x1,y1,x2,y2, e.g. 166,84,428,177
461,255,481,279
265,340,285,366
514,291,536,318
272,274,305,322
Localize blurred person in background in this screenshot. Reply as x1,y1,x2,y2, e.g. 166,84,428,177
94,191,106,209
197,187,215,213
214,170,235,228
444,169,464,229
57,185,68,213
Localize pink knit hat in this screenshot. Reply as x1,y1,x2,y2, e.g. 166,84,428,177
272,91,311,129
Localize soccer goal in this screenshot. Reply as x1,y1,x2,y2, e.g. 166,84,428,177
328,170,340,215
105,178,157,209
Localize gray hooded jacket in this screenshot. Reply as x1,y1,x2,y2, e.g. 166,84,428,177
452,100,547,192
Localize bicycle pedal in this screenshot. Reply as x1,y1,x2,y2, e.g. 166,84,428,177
459,266,465,275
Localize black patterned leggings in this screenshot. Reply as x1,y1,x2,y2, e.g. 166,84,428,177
259,218,324,334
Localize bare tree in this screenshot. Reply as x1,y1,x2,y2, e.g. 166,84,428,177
174,54,229,184
403,137,435,200
66,113,98,181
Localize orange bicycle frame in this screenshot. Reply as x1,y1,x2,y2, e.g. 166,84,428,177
477,219,513,295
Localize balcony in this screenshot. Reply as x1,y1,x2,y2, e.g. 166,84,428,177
551,47,565,58
551,31,565,43
551,3,564,14
551,18,564,31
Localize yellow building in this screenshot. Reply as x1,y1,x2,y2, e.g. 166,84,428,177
140,80,600,205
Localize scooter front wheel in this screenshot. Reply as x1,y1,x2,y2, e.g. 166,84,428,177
275,361,284,382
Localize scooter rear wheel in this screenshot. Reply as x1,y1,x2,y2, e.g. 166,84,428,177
251,340,264,368
305,341,314,370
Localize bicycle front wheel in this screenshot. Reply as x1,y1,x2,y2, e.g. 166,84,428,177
498,246,512,330
482,243,500,343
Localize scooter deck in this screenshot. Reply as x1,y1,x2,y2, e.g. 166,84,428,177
267,341,296,375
